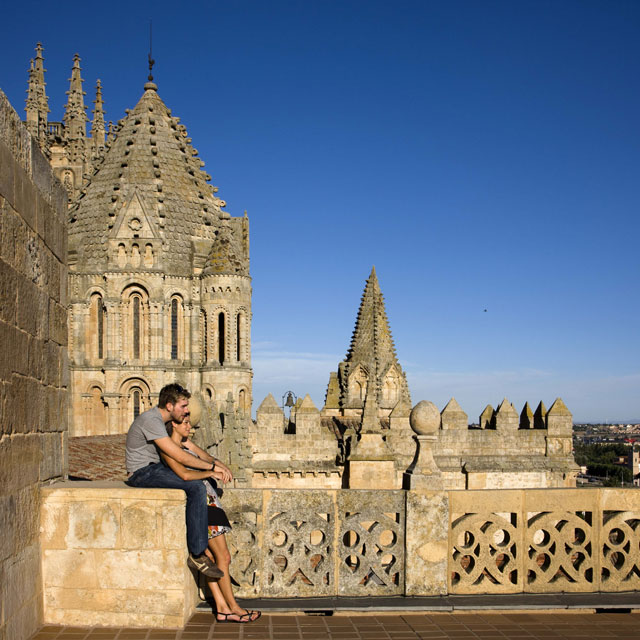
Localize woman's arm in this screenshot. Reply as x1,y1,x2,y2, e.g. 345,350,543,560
183,440,233,482
160,450,224,482
183,439,214,463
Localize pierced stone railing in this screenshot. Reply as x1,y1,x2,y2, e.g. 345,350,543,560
219,487,640,598
219,489,406,598
449,488,640,594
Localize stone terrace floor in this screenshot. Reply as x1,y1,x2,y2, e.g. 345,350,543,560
28,611,640,640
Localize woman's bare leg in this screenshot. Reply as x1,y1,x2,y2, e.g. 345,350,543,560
209,534,259,620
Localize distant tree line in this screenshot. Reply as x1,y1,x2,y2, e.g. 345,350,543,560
574,442,632,486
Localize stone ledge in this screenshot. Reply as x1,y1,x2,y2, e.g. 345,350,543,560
41,480,187,501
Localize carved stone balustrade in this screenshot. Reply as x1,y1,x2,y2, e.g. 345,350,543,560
39,484,640,629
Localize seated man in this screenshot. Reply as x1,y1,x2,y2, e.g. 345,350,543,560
125,383,229,579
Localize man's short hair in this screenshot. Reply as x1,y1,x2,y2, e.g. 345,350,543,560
158,383,191,409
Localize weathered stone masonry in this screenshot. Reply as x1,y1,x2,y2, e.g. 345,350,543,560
0,89,68,640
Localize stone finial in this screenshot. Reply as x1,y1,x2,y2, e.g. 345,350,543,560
495,398,519,431
323,371,340,410
410,401,440,435
520,402,534,429
534,401,547,429
547,398,572,436
297,394,319,414
90,79,106,155
547,397,571,416
256,393,282,414
441,397,468,430
479,404,494,429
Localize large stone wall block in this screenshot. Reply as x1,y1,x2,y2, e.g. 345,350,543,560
30,137,54,205
42,548,100,589
3,592,40,640
0,139,15,203
0,260,17,325
159,502,188,550
97,550,186,591
120,500,160,549
14,163,36,233
44,586,118,612
39,432,64,482
405,490,449,595
40,499,70,550
0,434,40,497
66,500,120,549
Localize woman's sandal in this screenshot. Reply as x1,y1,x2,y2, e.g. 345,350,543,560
216,611,261,623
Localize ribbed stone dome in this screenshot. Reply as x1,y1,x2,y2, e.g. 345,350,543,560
68,84,228,275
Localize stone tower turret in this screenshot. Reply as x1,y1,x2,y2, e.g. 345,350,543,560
200,211,252,414
323,266,411,418
66,72,252,436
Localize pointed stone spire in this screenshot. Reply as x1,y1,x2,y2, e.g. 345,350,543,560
90,79,106,158
63,53,88,164
495,397,519,431
326,267,411,417
25,42,49,151
479,404,495,429
533,401,547,429
520,402,534,429
441,397,468,430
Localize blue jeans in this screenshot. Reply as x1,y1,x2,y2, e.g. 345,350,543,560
127,462,208,556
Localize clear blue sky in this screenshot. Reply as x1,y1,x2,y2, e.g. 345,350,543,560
2,0,638,422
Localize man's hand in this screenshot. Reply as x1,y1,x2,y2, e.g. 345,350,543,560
214,460,233,483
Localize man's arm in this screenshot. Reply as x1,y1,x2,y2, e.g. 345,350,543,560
183,439,233,483
154,436,214,471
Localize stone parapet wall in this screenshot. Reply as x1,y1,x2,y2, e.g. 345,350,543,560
40,482,198,628
38,485,640,628
0,89,68,640
449,487,640,594
210,487,640,599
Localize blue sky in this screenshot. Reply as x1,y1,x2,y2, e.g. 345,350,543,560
1,0,638,422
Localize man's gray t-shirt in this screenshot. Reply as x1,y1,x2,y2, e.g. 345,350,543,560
125,407,168,474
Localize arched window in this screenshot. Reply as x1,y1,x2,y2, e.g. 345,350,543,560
132,296,141,359
98,301,104,359
133,388,141,419
236,313,241,361
88,386,107,434
171,298,178,360
123,286,149,363
89,293,106,360
200,310,208,363
238,388,246,413
121,378,151,431
218,312,225,365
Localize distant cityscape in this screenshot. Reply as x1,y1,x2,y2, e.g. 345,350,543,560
572,423,640,488
573,422,640,444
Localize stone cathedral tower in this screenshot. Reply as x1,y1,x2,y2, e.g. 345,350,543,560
323,266,411,418
36,58,255,436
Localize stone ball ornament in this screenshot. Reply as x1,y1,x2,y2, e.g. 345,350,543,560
410,400,441,435
188,394,203,427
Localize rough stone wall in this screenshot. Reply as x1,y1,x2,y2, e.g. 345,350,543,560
0,89,68,640
41,483,197,628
